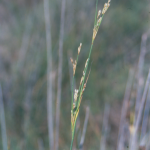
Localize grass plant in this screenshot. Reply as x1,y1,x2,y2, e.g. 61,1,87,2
69,0,111,149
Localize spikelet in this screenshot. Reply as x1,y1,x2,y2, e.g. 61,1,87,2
79,60,87,86
74,89,78,102
73,60,77,76
78,43,82,55
102,0,111,14
70,57,76,75
92,26,99,42
92,0,110,43
92,16,102,42
97,17,102,25
71,43,82,76
97,10,101,19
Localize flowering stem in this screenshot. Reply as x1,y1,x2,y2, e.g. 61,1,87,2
70,0,110,149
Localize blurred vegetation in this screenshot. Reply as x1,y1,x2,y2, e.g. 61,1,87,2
0,0,150,149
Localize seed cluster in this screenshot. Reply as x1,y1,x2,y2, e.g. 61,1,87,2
92,0,111,43
102,0,111,15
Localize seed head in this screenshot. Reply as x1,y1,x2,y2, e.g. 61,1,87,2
102,0,110,14
97,10,101,19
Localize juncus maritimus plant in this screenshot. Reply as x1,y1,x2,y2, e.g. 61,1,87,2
70,0,111,149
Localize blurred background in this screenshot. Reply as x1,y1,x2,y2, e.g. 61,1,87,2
0,0,150,150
